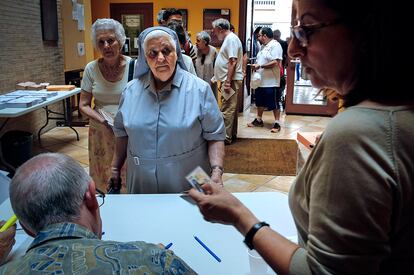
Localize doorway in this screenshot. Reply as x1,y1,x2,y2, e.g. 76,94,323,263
284,59,338,116
110,3,153,57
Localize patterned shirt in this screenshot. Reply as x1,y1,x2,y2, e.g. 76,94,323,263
0,223,196,274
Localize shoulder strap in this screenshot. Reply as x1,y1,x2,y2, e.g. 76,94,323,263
128,58,135,82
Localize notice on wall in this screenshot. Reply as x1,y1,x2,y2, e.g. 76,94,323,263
77,4,84,31
77,42,85,56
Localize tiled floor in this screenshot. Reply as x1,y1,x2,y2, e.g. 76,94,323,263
34,106,331,194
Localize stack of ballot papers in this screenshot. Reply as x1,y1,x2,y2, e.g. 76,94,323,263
0,90,58,109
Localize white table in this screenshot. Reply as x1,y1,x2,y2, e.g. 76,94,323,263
0,88,80,118
0,88,81,171
1,192,297,274
0,88,81,141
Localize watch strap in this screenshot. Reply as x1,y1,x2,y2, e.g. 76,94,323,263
244,221,270,250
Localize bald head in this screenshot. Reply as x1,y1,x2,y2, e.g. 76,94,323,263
10,153,91,233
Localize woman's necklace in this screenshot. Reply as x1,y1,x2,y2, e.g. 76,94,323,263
99,56,125,82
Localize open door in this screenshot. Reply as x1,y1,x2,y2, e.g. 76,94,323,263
239,0,254,112
110,3,153,58
285,61,338,116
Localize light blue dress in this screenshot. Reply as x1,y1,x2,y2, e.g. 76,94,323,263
113,67,225,193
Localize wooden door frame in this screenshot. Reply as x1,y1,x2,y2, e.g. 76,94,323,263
285,62,338,116
238,0,248,112
238,0,247,44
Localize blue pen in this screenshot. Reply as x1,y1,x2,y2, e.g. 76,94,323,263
165,242,173,249
194,236,221,262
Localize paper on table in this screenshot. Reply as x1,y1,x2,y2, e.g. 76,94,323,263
221,87,236,101
97,109,114,126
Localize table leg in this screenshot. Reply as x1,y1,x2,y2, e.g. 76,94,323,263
0,119,16,172
37,106,50,145
0,118,10,133
63,98,79,141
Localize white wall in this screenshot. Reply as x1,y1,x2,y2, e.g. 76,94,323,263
254,0,292,40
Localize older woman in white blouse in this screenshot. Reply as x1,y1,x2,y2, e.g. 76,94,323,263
79,19,132,189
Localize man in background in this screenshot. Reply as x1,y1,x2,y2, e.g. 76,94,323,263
248,27,283,132
168,22,197,75
164,8,196,62
273,29,288,68
273,29,288,109
212,18,243,145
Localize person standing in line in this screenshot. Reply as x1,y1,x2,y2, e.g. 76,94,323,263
163,9,197,63
79,19,133,191
273,29,288,69
111,27,225,194
248,27,283,133
194,31,218,98
273,29,288,100
212,18,244,145
252,27,262,59
167,22,197,75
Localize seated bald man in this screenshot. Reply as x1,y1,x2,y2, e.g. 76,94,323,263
0,153,195,274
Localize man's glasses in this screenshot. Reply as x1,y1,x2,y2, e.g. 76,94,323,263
96,188,105,208
146,47,174,59
291,19,341,47
169,19,183,26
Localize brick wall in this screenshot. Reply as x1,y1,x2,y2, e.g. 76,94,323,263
0,0,64,138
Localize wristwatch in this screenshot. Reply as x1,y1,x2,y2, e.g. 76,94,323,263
244,221,270,250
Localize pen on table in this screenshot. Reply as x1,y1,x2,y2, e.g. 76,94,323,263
165,242,173,249
194,235,221,262
0,214,18,232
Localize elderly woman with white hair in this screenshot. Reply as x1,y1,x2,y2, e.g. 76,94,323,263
109,26,225,194
195,31,218,98
79,18,134,190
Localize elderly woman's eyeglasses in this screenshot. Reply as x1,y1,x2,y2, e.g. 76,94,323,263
291,19,341,47
98,38,116,47
146,48,174,59
95,188,105,208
